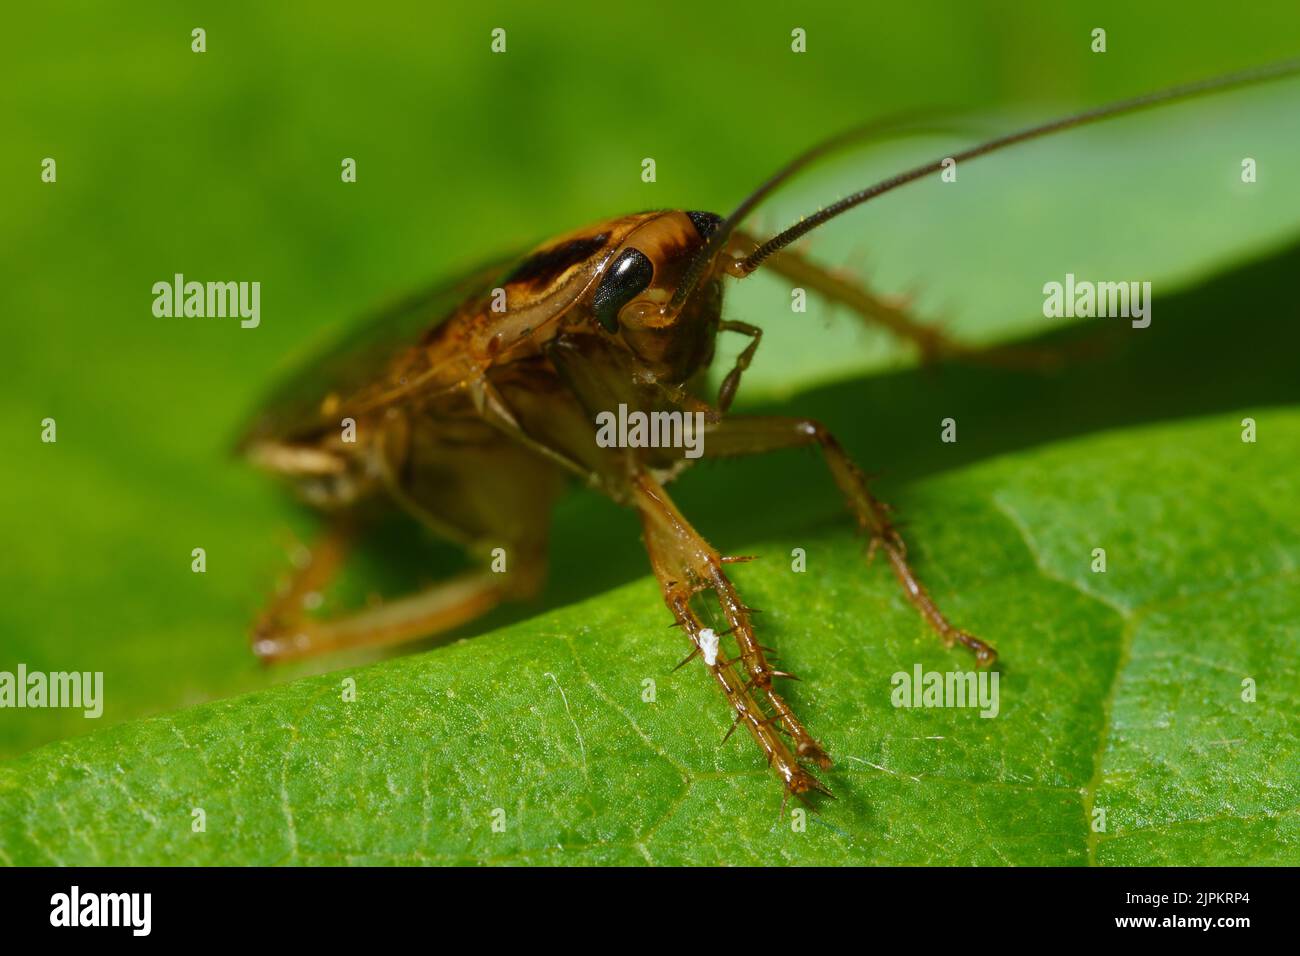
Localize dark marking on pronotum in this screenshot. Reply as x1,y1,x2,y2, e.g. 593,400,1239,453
687,210,723,240
504,233,610,286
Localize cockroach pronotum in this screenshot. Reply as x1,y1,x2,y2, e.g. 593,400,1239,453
238,59,1300,800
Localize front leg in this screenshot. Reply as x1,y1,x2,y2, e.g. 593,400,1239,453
632,471,832,799
716,319,762,412
703,414,997,666
543,335,831,798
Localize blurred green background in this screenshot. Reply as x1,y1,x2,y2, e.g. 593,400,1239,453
2,0,1299,757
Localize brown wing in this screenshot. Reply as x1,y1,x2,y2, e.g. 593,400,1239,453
234,257,513,451
235,213,655,454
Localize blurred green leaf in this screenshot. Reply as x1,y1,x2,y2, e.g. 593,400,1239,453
729,81,1300,399
3,409,1296,865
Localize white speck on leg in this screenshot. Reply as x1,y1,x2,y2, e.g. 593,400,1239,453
699,628,719,666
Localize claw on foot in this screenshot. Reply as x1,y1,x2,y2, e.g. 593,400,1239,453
785,763,834,800
796,738,833,770
955,630,997,667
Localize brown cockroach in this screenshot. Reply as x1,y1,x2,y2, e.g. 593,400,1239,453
238,60,1299,799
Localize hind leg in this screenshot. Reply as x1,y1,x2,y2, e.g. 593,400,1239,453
733,230,1060,370
254,420,564,664
253,555,521,663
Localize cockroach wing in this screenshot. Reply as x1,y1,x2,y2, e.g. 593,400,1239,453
234,258,514,451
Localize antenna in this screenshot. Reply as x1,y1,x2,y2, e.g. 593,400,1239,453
736,57,1300,276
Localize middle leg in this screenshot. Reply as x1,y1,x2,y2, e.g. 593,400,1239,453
702,414,996,665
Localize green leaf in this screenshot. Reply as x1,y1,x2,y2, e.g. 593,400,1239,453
3,407,1296,865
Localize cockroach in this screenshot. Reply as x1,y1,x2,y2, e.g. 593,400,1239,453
238,60,1299,800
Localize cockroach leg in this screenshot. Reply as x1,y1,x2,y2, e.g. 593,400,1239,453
702,415,997,666
258,518,356,637
631,472,832,799
254,565,519,664
471,376,594,480
716,320,763,413
733,231,1060,371
252,519,540,663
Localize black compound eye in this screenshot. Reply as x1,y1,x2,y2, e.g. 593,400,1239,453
592,248,653,332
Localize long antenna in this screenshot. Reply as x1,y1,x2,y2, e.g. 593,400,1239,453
733,57,1300,276
660,55,1300,303
668,112,968,309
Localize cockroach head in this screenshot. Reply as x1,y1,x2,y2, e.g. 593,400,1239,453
590,210,721,332
589,209,724,376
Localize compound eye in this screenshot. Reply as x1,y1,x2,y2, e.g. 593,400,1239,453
592,248,653,333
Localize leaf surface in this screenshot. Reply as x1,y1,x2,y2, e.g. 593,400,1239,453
3,410,1296,865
